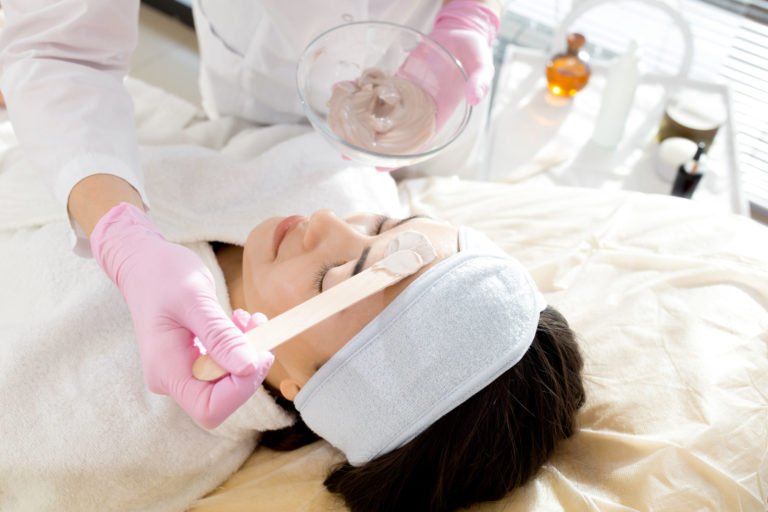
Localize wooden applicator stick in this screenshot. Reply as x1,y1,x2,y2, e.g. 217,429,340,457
193,248,427,382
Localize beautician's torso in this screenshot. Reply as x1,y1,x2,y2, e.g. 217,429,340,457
193,0,442,123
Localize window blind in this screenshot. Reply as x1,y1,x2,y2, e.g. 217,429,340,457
699,0,768,24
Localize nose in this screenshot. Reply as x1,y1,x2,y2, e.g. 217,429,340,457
302,209,365,250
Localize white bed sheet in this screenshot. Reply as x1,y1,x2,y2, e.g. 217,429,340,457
398,177,768,511
193,176,768,512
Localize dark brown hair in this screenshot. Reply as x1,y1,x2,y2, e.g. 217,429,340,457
262,306,585,511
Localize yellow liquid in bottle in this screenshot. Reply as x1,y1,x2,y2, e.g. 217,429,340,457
546,33,591,97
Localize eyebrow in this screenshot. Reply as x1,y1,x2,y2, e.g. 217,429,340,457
352,246,371,276
351,215,427,277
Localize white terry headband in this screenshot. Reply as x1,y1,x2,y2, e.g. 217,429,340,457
294,226,547,466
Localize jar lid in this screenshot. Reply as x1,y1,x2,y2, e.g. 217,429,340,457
656,137,700,182
666,88,727,131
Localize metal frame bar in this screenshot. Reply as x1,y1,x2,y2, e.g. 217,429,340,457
141,0,194,29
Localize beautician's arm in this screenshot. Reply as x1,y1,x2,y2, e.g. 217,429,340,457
68,175,144,236
0,0,149,238
1,0,272,429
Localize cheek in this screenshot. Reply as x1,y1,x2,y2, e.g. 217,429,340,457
245,264,312,318
244,223,270,259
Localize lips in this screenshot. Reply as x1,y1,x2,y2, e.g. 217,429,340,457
272,215,305,258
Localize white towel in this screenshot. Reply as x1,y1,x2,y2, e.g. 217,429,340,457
0,79,402,511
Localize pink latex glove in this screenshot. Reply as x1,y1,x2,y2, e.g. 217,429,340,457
231,308,267,334
340,1,498,171
399,0,500,130
90,203,274,429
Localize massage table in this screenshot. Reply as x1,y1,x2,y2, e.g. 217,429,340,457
158,75,764,511
192,175,768,511
3,76,765,512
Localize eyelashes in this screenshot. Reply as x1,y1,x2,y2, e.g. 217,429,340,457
314,261,344,293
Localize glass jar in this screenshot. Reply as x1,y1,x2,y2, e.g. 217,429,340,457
545,33,591,98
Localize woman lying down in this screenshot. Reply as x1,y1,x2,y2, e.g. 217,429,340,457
216,210,586,512
0,144,583,512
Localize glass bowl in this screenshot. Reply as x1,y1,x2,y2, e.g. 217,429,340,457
296,21,472,168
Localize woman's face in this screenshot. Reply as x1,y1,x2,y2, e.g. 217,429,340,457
242,210,458,397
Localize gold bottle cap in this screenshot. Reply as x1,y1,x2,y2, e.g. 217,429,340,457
566,33,587,51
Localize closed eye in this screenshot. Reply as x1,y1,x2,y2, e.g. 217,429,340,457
316,214,428,293
314,261,344,293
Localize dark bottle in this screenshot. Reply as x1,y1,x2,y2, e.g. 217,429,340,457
546,33,591,98
671,142,706,199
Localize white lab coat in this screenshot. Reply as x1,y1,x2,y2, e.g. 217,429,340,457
194,0,442,123
0,0,146,243
0,0,440,253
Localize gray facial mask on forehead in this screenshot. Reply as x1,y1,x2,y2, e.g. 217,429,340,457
294,226,547,466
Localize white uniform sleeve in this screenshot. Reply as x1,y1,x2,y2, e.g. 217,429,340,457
0,0,150,256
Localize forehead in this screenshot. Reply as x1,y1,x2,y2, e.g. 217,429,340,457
381,217,456,255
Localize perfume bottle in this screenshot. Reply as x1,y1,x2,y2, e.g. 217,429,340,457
546,33,591,98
